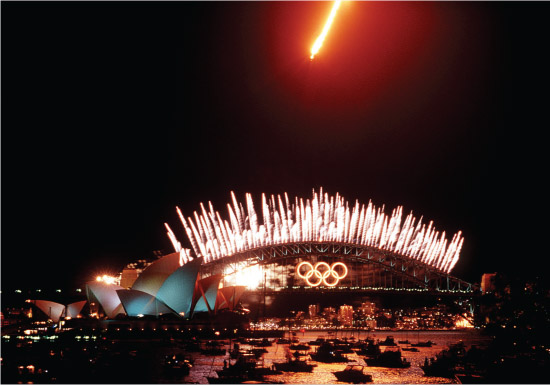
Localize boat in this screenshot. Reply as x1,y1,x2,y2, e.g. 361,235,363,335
274,354,317,373
310,342,353,363
231,346,268,359
355,339,382,358
327,338,354,353
216,353,256,375
289,343,310,351
248,338,273,347
210,352,280,383
402,347,419,352
274,358,316,372
333,365,373,383
275,338,291,344
363,346,411,368
351,337,375,349
398,339,410,344
420,341,468,378
309,337,326,346
411,340,435,347
420,356,456,378
378,336,397,346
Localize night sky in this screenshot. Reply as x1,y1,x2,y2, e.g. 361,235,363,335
2,2,549,290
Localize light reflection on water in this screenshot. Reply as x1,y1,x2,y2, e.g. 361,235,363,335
179,330,491,384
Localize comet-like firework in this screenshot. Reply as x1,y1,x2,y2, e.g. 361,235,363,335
165,188,464,274
310,0,342,60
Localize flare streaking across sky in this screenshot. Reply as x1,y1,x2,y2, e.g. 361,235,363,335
310,0,343,60
165,188,464,274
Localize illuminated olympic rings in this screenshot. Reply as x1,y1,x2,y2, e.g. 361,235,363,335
296,261,348,287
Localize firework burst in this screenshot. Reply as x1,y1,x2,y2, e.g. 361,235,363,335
165,188,463,274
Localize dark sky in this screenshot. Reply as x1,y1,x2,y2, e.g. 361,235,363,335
2,1,548,290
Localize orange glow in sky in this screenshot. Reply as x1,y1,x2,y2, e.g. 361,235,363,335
310,1,342,60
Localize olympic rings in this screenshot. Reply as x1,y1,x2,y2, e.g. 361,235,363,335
296,261,348,287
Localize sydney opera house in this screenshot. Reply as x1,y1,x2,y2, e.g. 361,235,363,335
85,253,246,320
29,253,245,322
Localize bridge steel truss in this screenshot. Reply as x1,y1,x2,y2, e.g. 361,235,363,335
200,242,477,296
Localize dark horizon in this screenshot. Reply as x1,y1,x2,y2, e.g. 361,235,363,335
2,2,549,290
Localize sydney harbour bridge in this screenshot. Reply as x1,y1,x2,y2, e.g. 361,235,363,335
165,189,477,304
201,241,475,296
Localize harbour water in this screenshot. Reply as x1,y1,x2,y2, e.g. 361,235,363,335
175,330,491,384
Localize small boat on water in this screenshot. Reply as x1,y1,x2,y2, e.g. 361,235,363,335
275,338,291,344
333,365,373,383
363,346,411,368
289,343,310,351
208,352,280,384
326,338,354,353
378,336,397,346
355,340,381,358
309,337,325,346
411,340,435,347
310,343,353,363
420,341,468,378
398,340,410,344
420,356,456,378
248,338,273,347
274,357,317,372
402,347,420,352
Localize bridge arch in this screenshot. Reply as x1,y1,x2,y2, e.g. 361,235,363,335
200,241,476,296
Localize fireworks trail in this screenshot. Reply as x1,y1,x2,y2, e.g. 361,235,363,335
310,0,343,60
166,188,464,274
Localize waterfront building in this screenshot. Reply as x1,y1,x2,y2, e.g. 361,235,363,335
308,304,319,318
338,305,353,326
360,302,376,316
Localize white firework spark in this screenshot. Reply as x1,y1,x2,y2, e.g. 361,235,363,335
165,188,464,274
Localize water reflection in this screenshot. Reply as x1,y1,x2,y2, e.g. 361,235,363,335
180,330,490,384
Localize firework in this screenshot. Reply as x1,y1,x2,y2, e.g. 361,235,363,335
166,188,464,274
310,1,343,60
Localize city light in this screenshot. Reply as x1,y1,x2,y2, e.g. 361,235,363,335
224,263,263,290
95,275,118,285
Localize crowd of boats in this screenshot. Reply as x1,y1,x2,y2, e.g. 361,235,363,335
4,328,491,384
202,334,445,383
107,329,549,383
